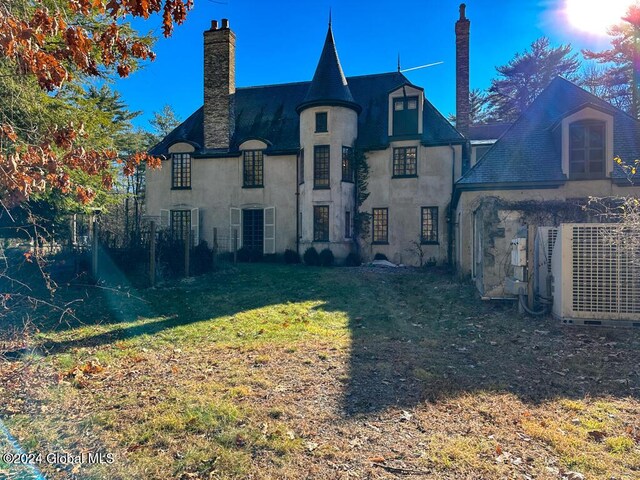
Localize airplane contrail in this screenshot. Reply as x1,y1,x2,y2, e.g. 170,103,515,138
400,61,444,73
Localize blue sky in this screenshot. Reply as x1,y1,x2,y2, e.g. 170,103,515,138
114,0,620,130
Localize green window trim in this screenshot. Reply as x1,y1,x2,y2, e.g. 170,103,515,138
372,208,388,244
392,147,418,177
171,153,192,189
421,206,439,244
313,205,330,242
314,145,330,189
243,150,264,187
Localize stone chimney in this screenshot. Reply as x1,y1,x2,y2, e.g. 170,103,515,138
203,19,235,150
455,4,470,137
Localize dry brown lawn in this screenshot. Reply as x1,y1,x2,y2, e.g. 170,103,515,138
1,264,639,479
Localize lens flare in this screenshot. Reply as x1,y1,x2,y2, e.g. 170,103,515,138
565,0,634,36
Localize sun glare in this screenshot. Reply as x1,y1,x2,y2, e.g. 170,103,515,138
565,0,633,36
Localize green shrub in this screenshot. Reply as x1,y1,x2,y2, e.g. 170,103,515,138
284,249,301,264
237,247,263,263
319,248,334,267
344,252,361,267
303,247,320,266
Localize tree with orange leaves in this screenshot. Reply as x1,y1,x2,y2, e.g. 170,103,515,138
0,0,192,208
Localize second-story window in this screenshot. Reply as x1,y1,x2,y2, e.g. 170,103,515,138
171,153,191,189
393,147,417,177
342,146,354,182
569,120,605,179
314,145,330,189
243,150,264,187
315,112,328,133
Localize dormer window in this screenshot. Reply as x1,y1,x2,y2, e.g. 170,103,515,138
569,120,605,179
393,96,419,135
315,112,328,133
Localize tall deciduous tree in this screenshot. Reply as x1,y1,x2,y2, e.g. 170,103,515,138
486,37,581,122
0,0,192,207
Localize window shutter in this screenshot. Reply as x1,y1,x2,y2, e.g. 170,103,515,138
230,207,241,250
190,208,199,246
264,207,276,254
160,209,170,228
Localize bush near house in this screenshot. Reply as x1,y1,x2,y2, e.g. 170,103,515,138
284,249,301,264
318,248,334,267
303,247,320,266
344,252,361,267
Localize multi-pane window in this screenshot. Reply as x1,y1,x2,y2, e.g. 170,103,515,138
171,210,191,241
569,120,605,179
372,208,388,244
313,205,329,242
342,146,354,182
345,211,352,238
171,153,191,188
421,207,438,244
315,112,328,133
298,149,304,184
393,147,417,177
314,145,330,188
243,150,264,187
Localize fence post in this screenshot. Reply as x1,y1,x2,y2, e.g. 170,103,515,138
212,227,218,270
185,229,191,278
149,221,156,287
91,215,99,279
233,229,238,265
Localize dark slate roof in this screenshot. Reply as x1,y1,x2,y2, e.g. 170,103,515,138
457,77,640,186
467,123,511,141
297,26,360,114
149,72,464,156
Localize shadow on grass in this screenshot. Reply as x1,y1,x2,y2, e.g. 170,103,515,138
2,259,640,415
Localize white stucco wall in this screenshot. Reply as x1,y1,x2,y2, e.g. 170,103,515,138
145,142,297,253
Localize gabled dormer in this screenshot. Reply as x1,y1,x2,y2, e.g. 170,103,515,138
554,103,615,180
388,83,424,138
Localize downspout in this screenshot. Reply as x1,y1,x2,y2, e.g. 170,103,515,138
295,149,300,255
448,143,456,269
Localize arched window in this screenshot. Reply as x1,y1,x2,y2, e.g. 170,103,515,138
569,120,605,179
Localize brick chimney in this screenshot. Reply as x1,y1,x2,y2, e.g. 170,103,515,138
203,19,235,150
455,4,470,137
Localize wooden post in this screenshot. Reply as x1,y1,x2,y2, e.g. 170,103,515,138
212,227,218,270
233,229,238,265
91,216,99,279
527,224,536,310
149,221,156,287
185,229,191,278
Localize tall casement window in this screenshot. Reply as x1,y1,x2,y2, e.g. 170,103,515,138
342,146,354,182
421,207,439,244
243,150,264,187
315,112,328,133
393,147,417,177
313,205,329,241
569,120,606,179
345,211,352,238
314,145,330,188
298,149,304,184
372,208,388,244
171,210,191,241
393,96,419,135
171,153,191,189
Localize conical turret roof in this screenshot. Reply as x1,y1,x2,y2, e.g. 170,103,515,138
297,25,361,114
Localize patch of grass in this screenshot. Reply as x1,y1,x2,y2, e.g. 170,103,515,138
424,434,496,473
605,436,634,454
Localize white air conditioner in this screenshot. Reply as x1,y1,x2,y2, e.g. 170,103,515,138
551,224,640,326
534,226,558,300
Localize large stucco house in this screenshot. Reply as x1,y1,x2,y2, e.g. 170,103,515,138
146,6,640,285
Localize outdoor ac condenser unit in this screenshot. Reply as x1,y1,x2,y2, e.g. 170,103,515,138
534,226,558,301
551,223,640,326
